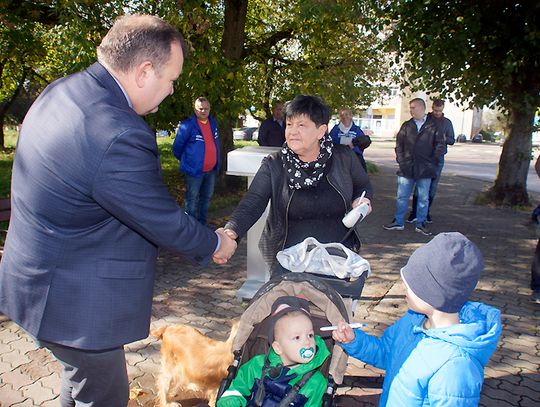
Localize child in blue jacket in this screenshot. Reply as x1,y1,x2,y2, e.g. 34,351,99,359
333,232,502,407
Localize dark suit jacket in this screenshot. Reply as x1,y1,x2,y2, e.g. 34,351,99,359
257,117,285,147
0,63,218,350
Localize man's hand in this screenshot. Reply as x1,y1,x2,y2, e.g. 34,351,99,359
213,228,237,264
332,320,356,344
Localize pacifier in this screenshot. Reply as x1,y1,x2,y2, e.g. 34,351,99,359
299,347,314,359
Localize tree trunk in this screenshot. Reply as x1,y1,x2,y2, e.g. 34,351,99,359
486,105,536,206
0,116,4,150
221,0,248,60
216,0,248,188
217,119,234,183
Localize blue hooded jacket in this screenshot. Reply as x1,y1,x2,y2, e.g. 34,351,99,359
329,122,366,156
341,302,501,407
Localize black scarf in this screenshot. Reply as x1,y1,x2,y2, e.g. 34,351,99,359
281,134,333,190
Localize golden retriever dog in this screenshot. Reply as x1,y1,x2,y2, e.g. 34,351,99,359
151,320,240,407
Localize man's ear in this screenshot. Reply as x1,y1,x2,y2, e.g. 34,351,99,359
135,61,153,88
272,341,282,355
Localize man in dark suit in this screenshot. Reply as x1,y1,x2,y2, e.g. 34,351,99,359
257,101,285,147
0,14,236,406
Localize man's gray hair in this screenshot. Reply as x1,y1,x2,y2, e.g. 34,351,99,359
410,98,426,109
194,97,210,107
97,14,187,74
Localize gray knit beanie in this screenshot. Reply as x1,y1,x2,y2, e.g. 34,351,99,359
401,232,483,313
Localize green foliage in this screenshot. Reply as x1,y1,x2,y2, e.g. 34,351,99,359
241,0,388,115
2,1,390,148
148,0,389,129
479,129,495,143
0,149,14,198
380,0,540,205
381,1,540,112
0,127,16,197
366,160,378,175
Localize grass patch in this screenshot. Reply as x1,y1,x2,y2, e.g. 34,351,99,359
0,127,17,199
0,149,14,198
157,136,246,219
366,160,378,175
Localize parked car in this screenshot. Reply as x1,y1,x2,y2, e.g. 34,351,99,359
233,127,258,140
471,134,483,143
456,134,467,143
252,128,259,141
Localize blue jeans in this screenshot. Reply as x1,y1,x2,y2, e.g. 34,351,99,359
429,157,445,200
395,176,431,226
185,171,216,225
413,157,444,207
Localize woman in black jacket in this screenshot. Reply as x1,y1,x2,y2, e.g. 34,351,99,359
224,95,373,273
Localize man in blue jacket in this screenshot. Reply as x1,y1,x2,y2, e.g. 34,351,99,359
329,107,370,171
0,15,236,407
173,97,220,225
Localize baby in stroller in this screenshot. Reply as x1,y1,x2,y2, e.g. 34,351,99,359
218,295,329,407
216,273,354,407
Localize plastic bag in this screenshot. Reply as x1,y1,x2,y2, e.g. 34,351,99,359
276,237,371,279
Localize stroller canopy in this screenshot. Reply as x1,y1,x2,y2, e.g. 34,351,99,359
233,273,353,384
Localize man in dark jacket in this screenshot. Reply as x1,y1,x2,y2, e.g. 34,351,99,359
383,98,445,235
407,99,455,223
257,101,285,147
0,15,236,406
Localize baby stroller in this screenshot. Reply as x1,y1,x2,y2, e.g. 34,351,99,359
275,237,371,314
216,273,356,407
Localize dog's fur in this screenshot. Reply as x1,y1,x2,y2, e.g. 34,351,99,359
151,320,240,407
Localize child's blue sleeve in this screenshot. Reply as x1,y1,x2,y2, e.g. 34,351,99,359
340,318,403,370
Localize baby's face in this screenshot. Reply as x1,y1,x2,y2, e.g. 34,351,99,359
273,313,315,366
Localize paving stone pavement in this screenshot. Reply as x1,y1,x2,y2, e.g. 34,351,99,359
1,166,539,407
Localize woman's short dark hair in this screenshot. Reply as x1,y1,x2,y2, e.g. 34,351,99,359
97,14,187,75
284,95,330,127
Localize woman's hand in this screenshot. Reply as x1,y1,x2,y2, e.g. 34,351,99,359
332,320,356,344
352,197,372,215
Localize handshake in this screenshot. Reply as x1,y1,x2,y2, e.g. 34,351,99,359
212,228,239,265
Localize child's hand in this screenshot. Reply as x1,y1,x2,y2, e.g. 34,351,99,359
332,320,355,344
